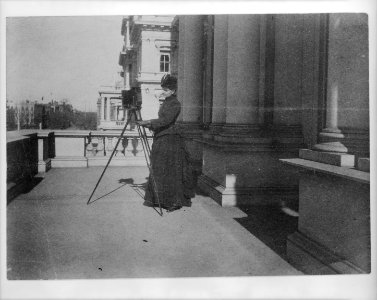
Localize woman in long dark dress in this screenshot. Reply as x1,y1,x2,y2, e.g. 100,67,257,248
138,74,194,212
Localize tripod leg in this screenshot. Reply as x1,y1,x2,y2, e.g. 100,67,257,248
87,116,133,204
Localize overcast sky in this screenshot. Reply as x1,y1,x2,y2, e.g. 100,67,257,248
6,16,124,112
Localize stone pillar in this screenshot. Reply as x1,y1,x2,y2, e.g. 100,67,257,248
37,131,52,173
211,15,228,126
177,18,185,123
106,97,111,121
179,15,204,123
176,16,205,176
273,15,304,127
314,14,369,157
100,97,105,121
225,15,260,125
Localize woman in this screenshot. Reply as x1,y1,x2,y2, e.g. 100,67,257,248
138,74,194,212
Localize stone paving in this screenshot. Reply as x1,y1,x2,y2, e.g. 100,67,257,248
7,167,301,279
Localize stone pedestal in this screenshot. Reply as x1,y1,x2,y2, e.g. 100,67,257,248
199,15,301,207
198,136,299,207
37,131,54,173
281,157,370,274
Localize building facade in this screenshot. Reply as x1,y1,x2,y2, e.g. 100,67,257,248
118,15,175,121
111,14,370,275
172,14,370,274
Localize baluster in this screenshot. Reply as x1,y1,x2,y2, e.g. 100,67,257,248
122,137,129,157
111,137,121,156
130,137,138,156
106,137,114,156
86,137,94,157
96,138,104,156
91,137,98,156
136,137,144,156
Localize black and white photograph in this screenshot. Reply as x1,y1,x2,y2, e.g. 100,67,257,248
1,1,376,299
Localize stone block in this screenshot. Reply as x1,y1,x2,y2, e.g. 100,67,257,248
357,157,370,172
199,141,300,206
198,174,298,207
299,149,355,167
55,137,86,157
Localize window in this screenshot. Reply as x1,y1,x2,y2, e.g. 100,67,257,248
160,53,170,72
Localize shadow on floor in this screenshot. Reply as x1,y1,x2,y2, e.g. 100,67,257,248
234,204,298,261
88,178,149,205
7,176,44,205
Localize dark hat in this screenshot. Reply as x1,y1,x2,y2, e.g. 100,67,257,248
161,74,177,90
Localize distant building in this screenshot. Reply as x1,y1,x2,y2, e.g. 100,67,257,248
96,16,175,131
6,99,36,129
6,99,73,130
96,86,125,130
118,15,175,121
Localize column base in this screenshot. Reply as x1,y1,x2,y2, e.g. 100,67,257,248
198,174,298,207
315,128,369,157
313,141,348,153
299,149,355,167
38,158,52,173
198,128,301,207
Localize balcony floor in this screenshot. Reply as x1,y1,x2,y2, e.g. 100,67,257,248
7,167,301,279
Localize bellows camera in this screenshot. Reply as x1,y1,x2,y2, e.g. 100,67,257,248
122,89,140,109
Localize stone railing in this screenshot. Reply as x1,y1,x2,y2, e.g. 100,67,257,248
7,130,152,200
52,129,152,168
6,129,153,196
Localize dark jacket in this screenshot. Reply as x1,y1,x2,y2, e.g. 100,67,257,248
149,95,181,138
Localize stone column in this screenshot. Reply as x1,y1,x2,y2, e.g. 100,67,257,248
179,15,204,123
211,15,228,126
106,97,111,121
314,14,369,157
176,16,205,175
225,15,261,125
273,15,304,127
100,97,105,121
176,17,185,123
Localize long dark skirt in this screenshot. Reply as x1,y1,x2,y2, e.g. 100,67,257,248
144,134,194,209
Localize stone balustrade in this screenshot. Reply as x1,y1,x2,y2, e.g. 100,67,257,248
6,129,153,200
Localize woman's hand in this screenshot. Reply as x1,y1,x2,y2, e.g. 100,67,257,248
136,120,151,128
